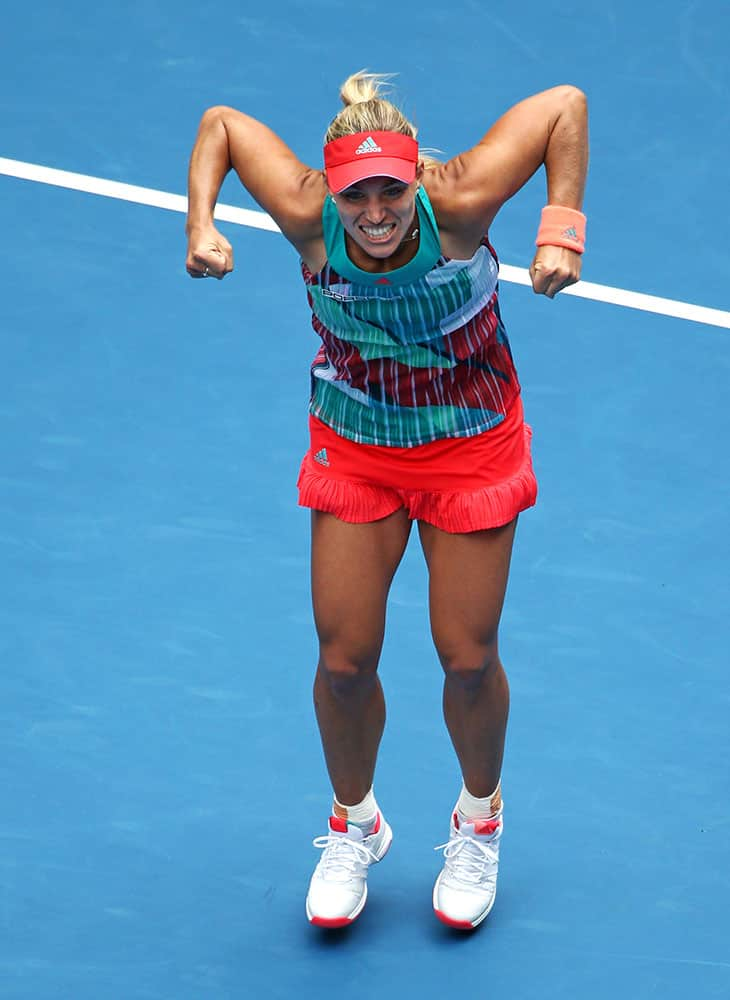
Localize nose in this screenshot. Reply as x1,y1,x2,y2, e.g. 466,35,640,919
364,196,387,223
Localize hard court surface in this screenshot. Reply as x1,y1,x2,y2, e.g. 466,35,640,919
2,3,729,997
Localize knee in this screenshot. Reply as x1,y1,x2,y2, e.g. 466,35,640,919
317,645,379,701
438,637,501,693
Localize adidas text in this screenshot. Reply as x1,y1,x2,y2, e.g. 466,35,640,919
355,136,382,155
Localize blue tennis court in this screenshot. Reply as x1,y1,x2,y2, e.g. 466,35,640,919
2,2,729,997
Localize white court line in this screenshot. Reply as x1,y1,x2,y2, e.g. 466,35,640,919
2,155,729,330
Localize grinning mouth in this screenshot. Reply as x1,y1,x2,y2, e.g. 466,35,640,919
360,223,396,240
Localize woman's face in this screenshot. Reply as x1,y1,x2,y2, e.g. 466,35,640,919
331,172,422,260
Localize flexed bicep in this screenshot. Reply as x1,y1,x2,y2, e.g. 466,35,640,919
186,106,326,253
435,86,588,229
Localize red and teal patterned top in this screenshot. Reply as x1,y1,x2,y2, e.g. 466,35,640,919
300,187,520,447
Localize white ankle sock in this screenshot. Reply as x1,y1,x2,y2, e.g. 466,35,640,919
333,788,379,828
456,781,502,820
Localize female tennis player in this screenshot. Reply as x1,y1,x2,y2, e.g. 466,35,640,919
185,71,588,930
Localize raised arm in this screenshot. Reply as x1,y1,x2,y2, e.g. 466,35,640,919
185,106,326,278
429,85,589,297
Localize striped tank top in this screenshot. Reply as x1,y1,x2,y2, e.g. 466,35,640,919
300,187,520,447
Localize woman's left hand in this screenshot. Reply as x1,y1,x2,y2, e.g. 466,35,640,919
529,245,582,299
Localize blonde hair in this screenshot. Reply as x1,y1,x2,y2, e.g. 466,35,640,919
324,71,417,142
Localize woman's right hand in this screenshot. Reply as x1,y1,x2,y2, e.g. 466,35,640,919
185,224,233,279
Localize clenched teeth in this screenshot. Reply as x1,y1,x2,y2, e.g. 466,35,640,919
361,224,395,237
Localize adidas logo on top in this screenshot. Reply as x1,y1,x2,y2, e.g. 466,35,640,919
314,448,330,467
355,136,382,155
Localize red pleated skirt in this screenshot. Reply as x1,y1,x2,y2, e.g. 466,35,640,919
297,395,537,533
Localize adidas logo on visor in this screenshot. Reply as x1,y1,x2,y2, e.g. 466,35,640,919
355,136,383,155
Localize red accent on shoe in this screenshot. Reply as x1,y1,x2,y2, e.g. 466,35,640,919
309,915,354,928
473,818,501,836
329,815,349,833
452,812,460,829
434,909,475,930
371,813,381,835
376,277,391,285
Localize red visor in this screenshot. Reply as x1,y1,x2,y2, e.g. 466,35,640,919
324,131,419,193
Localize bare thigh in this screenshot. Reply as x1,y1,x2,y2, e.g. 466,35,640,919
417,518,517,669
311,508,413,670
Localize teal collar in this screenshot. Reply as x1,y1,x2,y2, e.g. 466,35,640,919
322,187,442,286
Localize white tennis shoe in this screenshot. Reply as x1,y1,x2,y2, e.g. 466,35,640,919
433,811,503,929
306,813,392,927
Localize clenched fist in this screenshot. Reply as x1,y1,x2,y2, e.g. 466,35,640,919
528,245,582,299
186,224,234,280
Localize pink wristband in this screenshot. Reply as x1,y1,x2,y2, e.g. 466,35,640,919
535,205,586,253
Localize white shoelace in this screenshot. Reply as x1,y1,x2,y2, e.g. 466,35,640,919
434,832,499,886
312,834,379,881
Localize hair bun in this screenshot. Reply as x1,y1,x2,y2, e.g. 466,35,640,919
339,70,391,107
